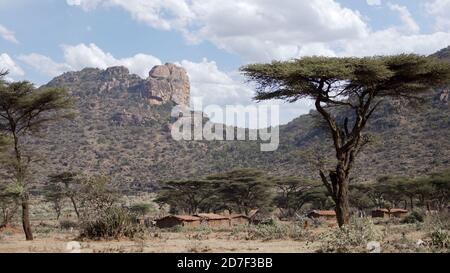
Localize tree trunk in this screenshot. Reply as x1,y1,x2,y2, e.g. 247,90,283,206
70,197,80,219
335,179,350,227
329,167,351,227
21,195,33,241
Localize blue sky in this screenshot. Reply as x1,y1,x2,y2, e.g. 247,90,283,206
1,0,450,126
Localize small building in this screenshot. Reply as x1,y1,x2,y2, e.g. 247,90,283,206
372,209,390,219
390,209,409,218
307,210,337,222
371,209,408,219
195,213,230,228
155,215,201,229
229,214,250,226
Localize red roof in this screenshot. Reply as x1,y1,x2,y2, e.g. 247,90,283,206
309,210,336,216
195,213,229,220
229,214,249,219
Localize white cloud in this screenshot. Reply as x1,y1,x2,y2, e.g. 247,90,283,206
66,0,103,11
65,0,450,61
19,43,161,78
67,0,195,31
0,24,19,44
18,53,71,77
366,0,382,6
388,3,420,34
179,58,254,108
337,29,450,57
425,0,450,30
66,0,368,61
0,53,25,79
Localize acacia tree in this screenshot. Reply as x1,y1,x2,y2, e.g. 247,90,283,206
207,169,274,215
155,180,216,214
272,177,321,218
45,172,82,219
0,71,74,240
242,55,450,226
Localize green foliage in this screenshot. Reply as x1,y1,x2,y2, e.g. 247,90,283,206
430,229,449,249
402,210,425,224
272,177,322,218
79,175,120,215
241,55,450,102
129,203,154,217
156,169,274,215
155,179,216,214
59,219,79,230
79,207,144,240
206,169,274,215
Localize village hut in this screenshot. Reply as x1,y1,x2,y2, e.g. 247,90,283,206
371,208,408,219
389,209,409,218
155,215,201,229
307,210,337,222
229,214,250,226
195,213,230,228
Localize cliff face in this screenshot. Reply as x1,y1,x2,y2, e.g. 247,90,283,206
46,63,190,106
147,64,190,106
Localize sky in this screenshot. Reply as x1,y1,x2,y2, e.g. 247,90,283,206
1,0,450,127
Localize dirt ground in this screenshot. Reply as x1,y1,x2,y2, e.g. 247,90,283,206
0,231,320,253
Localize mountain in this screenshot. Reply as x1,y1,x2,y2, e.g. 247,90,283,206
25,51,450,193
431,46,450,61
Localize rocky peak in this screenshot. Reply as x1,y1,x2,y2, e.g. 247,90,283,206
103,66,130,79
146,63,190,106
46,63,190,106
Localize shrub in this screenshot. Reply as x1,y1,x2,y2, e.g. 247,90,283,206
79,207,144,240
402,210,425,224
423,211,450,231
321,217,381,253
430,229,449,249
248,223,288,241
247,221,314,242
60,219,79,230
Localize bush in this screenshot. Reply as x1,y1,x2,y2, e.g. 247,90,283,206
79,207,144,240
423,211,450,231
246,221,314,242
248,223,288,241
402,210,425,224
60,219,79,230
321,217,381,253
430,229,449,249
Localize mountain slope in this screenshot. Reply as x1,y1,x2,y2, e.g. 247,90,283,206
24,51,450,192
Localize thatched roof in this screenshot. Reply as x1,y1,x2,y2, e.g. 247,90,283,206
195,213,229,220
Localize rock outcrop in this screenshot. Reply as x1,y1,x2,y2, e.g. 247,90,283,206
47,63,190,106
147,64,190,106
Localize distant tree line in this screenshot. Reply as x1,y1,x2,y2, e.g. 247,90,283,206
155,168,450,218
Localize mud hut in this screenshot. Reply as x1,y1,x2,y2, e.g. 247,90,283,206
307,210,337,222
155,215,201,229
195,213,230,228
371,209,408,219
229,214,250,226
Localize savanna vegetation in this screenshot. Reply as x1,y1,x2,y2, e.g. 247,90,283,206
0,52,449,253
